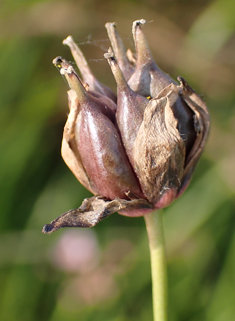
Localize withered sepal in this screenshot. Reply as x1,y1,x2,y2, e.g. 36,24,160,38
42,195,153,234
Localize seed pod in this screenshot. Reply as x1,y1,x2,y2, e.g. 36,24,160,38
105,48,148,166
53,57,144,201
127,20,175,97
43,20,210,234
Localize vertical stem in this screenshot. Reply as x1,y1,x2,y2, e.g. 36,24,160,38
144,210,168,321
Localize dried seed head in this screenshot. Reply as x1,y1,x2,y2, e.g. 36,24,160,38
43,19,210,233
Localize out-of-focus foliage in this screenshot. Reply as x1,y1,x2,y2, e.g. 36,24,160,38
0,0,235,320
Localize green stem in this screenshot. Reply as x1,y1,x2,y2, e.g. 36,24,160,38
144,210,168,321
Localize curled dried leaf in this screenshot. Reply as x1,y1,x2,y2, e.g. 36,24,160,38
42,196,153,233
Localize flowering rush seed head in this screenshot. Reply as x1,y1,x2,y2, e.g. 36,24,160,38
42,20,210,234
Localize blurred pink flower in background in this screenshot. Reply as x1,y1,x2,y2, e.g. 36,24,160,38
50,229,99,273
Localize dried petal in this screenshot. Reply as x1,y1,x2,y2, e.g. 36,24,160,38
133,83,186,205
177,77,210,195
170,95,196,157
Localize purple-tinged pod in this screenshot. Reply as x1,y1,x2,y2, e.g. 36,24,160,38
105,22,134,81
77,80,117,123
53,56,144,201
88,89,117,121
77,101,144,200
63,35,117,102
105,48,149,165
128,19,175,97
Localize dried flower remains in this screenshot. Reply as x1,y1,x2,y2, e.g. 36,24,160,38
43,19,210,234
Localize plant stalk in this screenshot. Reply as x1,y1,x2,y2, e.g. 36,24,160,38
144,210,168,321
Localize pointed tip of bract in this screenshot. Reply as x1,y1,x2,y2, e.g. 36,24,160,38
52,56,74,76
133,19,146,26
132,19,152,58
104,47,115,60
42,224,54,234
132,19,146,37
52,56,63,66
62,35,74,47
105,21,116,29
104,48,117,68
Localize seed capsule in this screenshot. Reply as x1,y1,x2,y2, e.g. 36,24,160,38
43,20,210,234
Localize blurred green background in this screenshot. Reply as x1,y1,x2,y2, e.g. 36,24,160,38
1,0,235,320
